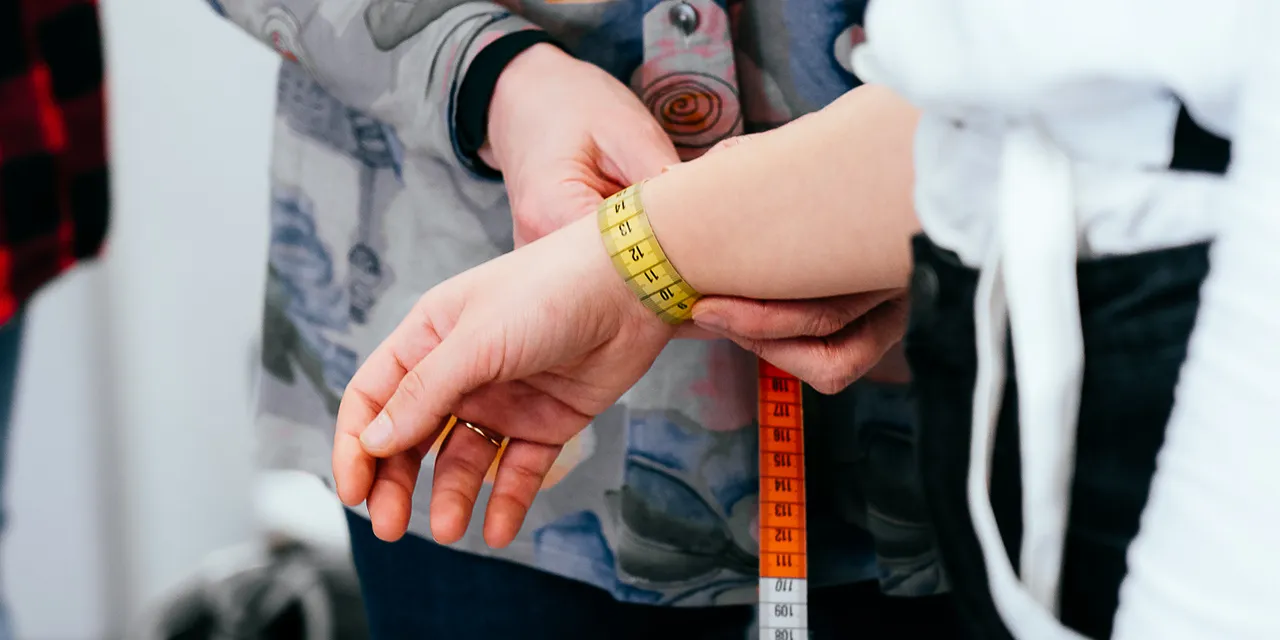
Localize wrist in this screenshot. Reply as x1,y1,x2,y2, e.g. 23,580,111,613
597,182,705,325
484,42,574,171
456,34,563,174
567,214,675,337
636,169,716,296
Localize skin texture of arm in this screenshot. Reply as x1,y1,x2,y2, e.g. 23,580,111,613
643,84,921,300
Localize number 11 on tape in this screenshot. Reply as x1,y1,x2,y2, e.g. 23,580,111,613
758,361,807,640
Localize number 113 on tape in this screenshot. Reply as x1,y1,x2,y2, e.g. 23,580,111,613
758,361,808,639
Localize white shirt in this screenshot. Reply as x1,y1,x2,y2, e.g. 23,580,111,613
852,2,1280,638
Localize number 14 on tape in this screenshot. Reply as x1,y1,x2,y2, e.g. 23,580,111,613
758,361,808,639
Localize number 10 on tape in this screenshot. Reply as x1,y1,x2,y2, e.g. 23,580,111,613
758,361,807,639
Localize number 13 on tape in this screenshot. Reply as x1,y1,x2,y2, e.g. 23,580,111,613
758,361,807,639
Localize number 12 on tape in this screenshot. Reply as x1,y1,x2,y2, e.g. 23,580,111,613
758,361,808,639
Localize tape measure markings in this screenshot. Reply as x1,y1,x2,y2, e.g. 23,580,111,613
596,185,809,639
598,185,696,323
759,360,808,639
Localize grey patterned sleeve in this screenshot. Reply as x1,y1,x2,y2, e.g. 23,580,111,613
206,0,541,153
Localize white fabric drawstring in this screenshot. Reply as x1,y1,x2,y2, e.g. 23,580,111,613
966,123,1087,639
853,41,1089,637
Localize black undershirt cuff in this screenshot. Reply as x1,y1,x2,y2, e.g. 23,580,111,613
455,30,563,178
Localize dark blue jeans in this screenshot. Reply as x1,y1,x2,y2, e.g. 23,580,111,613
345,510,965,639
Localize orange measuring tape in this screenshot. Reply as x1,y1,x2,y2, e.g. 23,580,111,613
599,184,809,640
757,362,808,638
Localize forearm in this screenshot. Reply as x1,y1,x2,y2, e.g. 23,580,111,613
641,84,921,300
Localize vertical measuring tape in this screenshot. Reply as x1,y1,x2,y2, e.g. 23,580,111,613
758,362,807,639
597,184,810,639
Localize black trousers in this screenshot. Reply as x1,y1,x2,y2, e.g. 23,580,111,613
345,509,962,639
904,234,1211,639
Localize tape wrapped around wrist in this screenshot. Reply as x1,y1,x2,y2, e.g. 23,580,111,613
597,182,702,324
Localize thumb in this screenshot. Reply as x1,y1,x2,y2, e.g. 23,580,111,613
356,325,492,459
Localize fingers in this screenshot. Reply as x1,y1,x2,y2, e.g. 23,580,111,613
429,422,505,544
726,297,910,394
333,423,378,508
333,296,487,508
483,440,562,548
452,379,592,438
332,312,443,505
421,382,589,544
691,290,900,340
365,442,434,542
334,370,404,507
359,323,486,458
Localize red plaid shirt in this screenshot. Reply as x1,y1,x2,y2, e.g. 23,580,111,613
0,0,108,326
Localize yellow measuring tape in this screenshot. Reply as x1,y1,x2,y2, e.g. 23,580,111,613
598,183,702,323
599,184,809,639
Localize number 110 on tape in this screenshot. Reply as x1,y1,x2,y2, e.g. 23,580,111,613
758,361,808,640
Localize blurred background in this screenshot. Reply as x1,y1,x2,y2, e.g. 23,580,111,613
2,1,354,637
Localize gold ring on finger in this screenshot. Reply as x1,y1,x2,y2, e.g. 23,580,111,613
459,420,504,448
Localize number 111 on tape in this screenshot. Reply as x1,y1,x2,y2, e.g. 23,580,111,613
758,361,808,639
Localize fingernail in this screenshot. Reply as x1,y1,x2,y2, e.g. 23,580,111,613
360,412,394,451
694,312,727,333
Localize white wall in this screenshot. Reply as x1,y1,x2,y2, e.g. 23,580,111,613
3,269,115,640
2,1,280,637
101,0,277,629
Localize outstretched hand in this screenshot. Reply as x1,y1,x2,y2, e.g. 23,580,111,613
333,217,672,546
336,45,684,547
